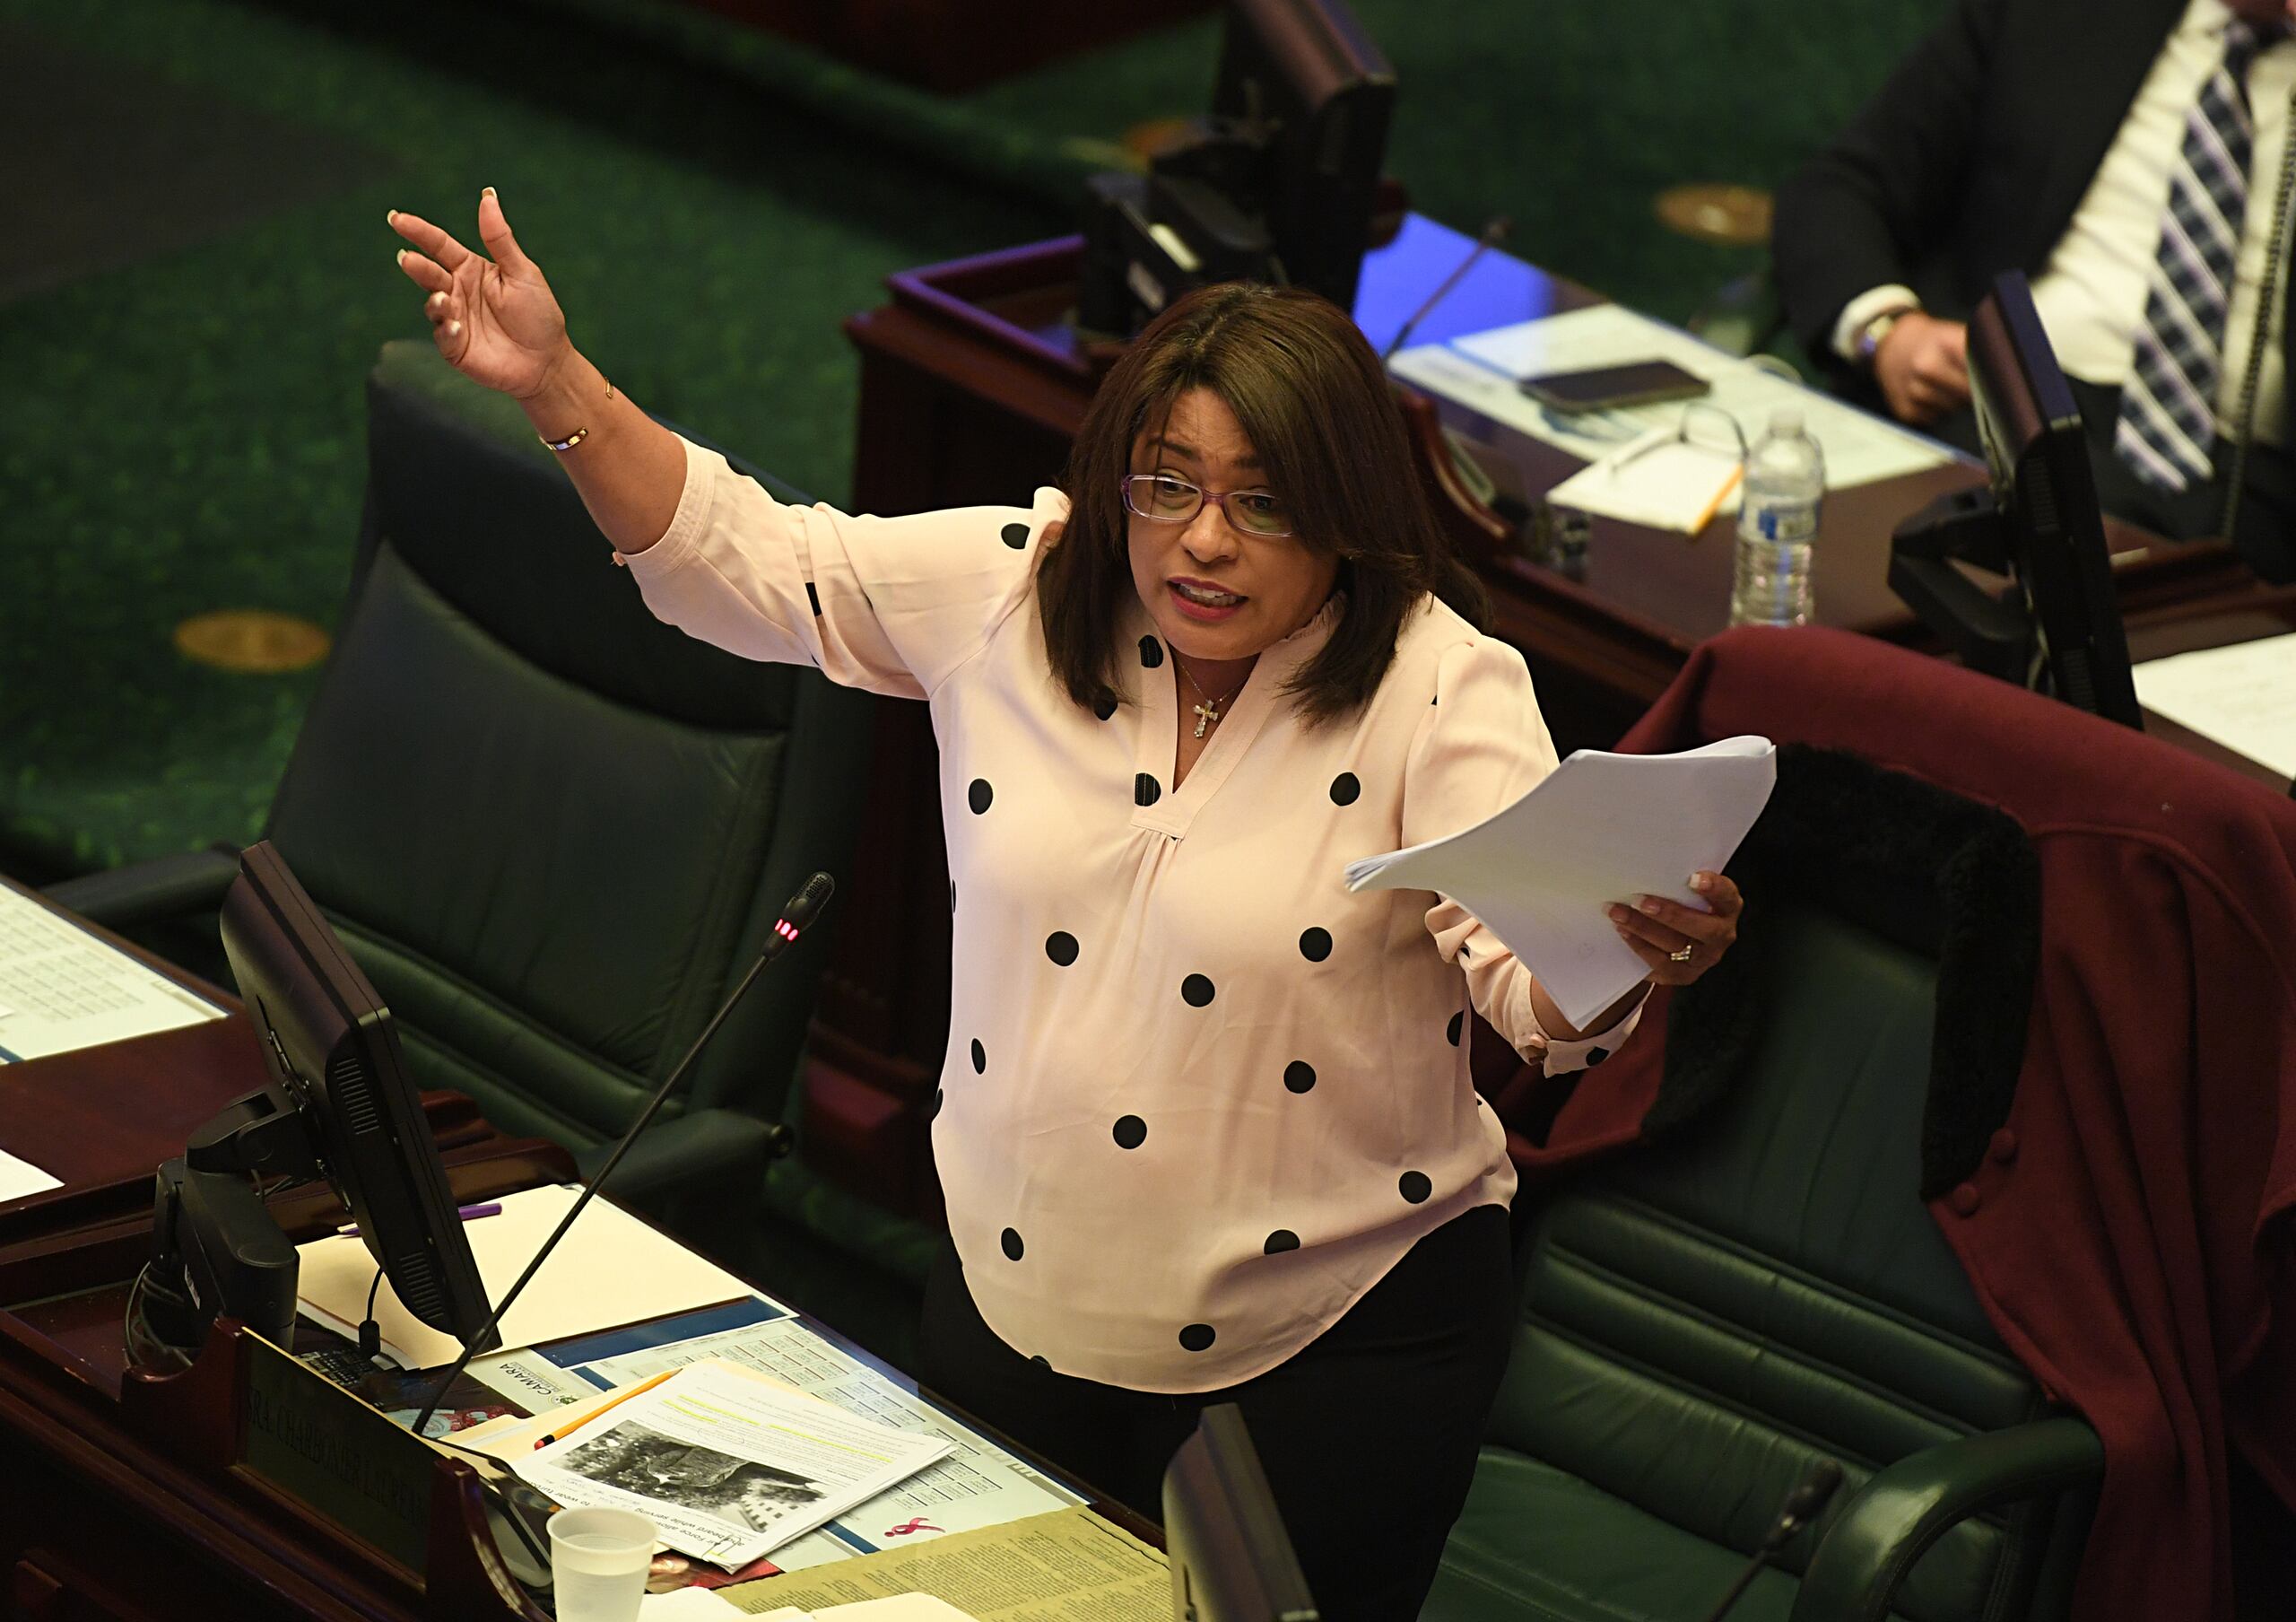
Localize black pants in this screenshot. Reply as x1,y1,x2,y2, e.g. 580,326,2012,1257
918,1204,1514,1622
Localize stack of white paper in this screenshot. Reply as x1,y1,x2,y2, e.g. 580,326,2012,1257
2133,632,2296,777
1388,305,1959,492
1345,737,1778,1026
1544,429,1744,533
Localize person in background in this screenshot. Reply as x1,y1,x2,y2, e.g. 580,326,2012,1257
385,191,1743,1622
1774,0,2296,581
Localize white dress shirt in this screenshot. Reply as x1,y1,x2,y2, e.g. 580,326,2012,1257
1835,0,2296,446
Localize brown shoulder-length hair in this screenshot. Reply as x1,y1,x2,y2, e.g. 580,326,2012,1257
1037,281,1488,724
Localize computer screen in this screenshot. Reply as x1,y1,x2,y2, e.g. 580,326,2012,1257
1210,0,1396,312
1079,0,1394,336
1888,271,2144,728
1163,1404,1318,1622
135,841,494,1359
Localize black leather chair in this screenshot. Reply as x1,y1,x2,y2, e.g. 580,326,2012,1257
52,341,875,1221
1429,750,2101,1622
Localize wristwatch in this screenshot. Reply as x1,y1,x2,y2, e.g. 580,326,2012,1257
1856,305,1918,369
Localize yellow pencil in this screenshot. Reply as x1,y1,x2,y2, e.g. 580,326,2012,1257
534,1368,678,1449
1692,466,1744,535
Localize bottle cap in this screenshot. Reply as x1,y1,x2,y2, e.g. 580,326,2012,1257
1770,407,1805,436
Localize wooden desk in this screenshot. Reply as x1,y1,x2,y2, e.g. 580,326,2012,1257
808,223,2277,1163
0,883,1148,1621
845,223,2257,740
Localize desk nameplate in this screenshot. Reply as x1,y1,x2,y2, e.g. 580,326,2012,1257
238,1330,435,1577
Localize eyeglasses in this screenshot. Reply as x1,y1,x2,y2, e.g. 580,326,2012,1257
1120,474,1295,538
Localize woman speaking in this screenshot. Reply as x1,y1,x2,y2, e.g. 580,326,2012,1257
388,191,1741,1621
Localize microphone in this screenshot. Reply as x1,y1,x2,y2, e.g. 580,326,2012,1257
1381,215,1511,362
1695,1459,1845,1622
410,871,835,1435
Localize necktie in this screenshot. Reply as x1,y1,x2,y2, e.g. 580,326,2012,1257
2114,19,2279,494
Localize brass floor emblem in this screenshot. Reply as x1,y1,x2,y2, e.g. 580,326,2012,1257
1654,184,1774,248
174,610,331,674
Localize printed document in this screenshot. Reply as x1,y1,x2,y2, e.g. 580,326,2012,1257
567,1306,1083,1568
1389,305,1958,490
0,1147,63,1203
517,1363,952,1568
1345,737,1777,1027
2134,632,2296,776
718,1507,1167,1622
0,883,224,1062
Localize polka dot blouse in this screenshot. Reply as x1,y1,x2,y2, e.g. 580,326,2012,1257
621,437,1644,1393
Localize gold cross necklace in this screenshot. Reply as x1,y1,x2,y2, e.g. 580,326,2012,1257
1178,658,1248,739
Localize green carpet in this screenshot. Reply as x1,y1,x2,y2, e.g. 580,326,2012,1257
0,0,1057,880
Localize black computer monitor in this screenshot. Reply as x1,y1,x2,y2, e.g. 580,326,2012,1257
1209,0,1394,310
1888,270,2144,727
131,841,494,1362
1078,0,1394,335
1162,1405,1318,1622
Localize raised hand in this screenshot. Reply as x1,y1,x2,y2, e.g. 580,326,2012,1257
387,189,570,400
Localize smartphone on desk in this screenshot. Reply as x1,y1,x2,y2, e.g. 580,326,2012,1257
1517,360,1709,414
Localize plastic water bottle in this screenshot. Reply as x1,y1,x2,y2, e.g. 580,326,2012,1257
1730,408,1824,626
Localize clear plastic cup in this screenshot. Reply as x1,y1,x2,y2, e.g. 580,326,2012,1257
548,1506,656,1622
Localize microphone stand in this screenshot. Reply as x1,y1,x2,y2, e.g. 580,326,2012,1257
408,872,834,1437
1381,215,1511,362
1696,1459,1845,1622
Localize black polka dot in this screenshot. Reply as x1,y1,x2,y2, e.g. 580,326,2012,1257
1178,1323,1216,1352
1139,635,1164,668
930,1088,944,1120
1046,931,1079,966
1431,693,1439,705
1029,1355,1051,1370
1112,1114,1147,1149
1329,772,1361,806
1135,773,1162,807
1093,692,1118,721
968,779,993,815
1586,1046,1610,1066
1001,1227,1024,1260
1299,927,1332,963
1264,1229,1300,1254
1181,973,1215,1007
1447,1011,1465,1046
970,1039,986,1073
804,581,822,616
1283,1060,1317,1094
1400,1171,1432,1204
1001,522,1030,549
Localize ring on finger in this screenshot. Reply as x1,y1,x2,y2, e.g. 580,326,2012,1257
1668,943,1694,964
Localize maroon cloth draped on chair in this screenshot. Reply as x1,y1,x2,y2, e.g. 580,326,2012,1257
1497,625,2296,1622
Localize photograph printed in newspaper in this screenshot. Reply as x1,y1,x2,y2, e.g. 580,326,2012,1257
517,1364,952,1568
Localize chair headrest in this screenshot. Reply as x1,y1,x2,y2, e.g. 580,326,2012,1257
358,341,802,732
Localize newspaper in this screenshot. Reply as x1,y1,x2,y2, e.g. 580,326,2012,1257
718,1508,1167,1622
517,1364,953,1568
574,1313,1083,1569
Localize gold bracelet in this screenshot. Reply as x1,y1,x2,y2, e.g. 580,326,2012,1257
538,379,615,454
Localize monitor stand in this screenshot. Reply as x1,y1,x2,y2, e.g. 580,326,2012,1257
1888,486,2033,687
